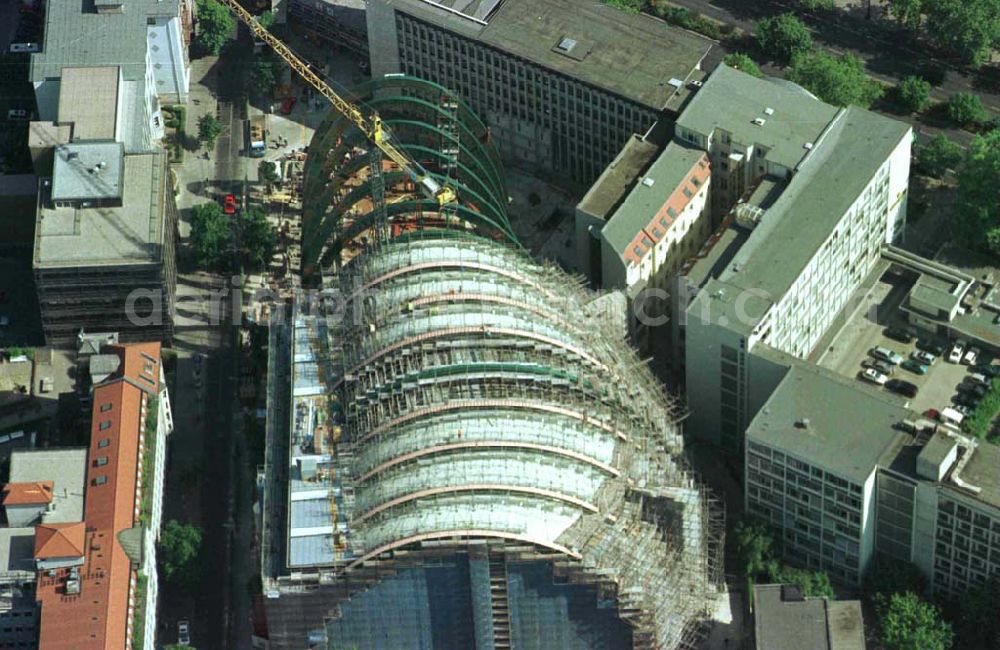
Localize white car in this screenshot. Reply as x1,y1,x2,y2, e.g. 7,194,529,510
177,620,191,646
911,350,936,366
860,368,888,386
963,347,980,366
948,342,964,364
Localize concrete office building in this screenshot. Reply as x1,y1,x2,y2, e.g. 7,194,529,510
746,365,1000,596
676,65,911,451
751,584,866,650
366,0,712,185
260,76,722,650
288,0,368,56
575,138,711,350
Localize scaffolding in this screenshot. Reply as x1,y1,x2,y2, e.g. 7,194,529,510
262,75,723,650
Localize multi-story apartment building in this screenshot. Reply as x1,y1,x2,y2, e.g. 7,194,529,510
25,0,187,347
32,342,173,649
366,0,712,185
575,138,711,350
675,65,911,451
746,364,1000,595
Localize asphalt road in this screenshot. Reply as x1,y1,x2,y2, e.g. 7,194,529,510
670,0,998,146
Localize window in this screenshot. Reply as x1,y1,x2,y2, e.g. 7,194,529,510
99,421,111,431
98,439,110,448
94,457,108,467
91,476,107,486
100,403,112,412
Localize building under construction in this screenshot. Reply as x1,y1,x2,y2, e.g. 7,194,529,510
261,76,723,649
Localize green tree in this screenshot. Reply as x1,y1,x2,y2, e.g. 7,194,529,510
257,9,276,31
600,0,642,12
877,592,953,650
797,0,835,10
157,521,203,586
724,52,764,78
896,75,932,113
251,53,281,97
735,519,775,579
946,576,1000,649
956,128,1000,257
923,0,1000,67
916,133,963,178
241,208,278,268
258,160,280,184
190,202,232,269
887,0,925,30
768,565,836,598
864,556,928,599
788,50,884,108
195,0,235,55
756,13,813,63
947,91,987,126
197,113,223,149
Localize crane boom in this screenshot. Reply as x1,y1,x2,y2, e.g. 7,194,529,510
219,0,456,206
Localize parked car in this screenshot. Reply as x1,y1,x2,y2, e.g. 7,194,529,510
917,339,946,357
884,326,915,344
887,379,919,398
871,346,904,365
923,408,940,420
963,346,980,366
911,350,936,365
955,404,973,416
973,364,1000,378
863,358,895,375
901,359,929,375
177,620,191,646
948,341,964,364
280,96,297,114
860,368,889,386
954,392,980,408
968,373,989,388
960,382,988,398
223,193,237,215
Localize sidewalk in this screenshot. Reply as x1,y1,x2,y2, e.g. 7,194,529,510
174,56,222,239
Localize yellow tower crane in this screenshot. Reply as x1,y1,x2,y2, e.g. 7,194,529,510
219,0,457,207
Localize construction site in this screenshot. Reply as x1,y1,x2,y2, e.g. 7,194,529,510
257,74,724,649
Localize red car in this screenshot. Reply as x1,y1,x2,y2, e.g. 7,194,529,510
280,96,297,115
223,194,237,215
924,408,940,421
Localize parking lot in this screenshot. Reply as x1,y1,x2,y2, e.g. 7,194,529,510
818,274,993,416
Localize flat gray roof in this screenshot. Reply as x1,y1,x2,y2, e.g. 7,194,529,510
30,0,178,84
753,584,857,650
953,442,1000,511
715,106,910,305
0,528,37,580
35,151,167,268
387,0,713,109
58,67,120,142
9,448,87,524
51,142,125,202
601,141,707,259
747,365,911,483
577,135,660,221
677,64,840,170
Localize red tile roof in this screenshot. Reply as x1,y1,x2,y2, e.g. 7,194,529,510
3,481,54,506
33,523,86,559
36,342,161,650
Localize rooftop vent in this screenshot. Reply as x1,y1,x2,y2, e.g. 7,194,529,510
804,142,814,150
641,177,655,188
67,152,79,161
752,118,766,127
764,107,774,115
668,78,684,90
556,37,577,52
795,418,811,429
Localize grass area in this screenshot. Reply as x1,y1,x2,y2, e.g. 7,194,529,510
140,395,159,524
162,105,186,164
962,378,1000,444
132,572,148,649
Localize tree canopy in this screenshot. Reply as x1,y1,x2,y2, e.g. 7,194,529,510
735,519,775,579
257,10,276,31
195,0,235,55
877,591,954,650
896,76,932,114
956,128,1000,258
788,50,884,108
724,53,764,78
241,208,278,268
946,576,1000,649
768,565,835,598
258,160,280,184
756,13,814,62
947,92,987,126
190,202,232,269
197,114,223,149
157,520,203,586
916,133,964,178
886,0,1000,66
251,53,282,97
600,0,642,12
